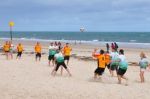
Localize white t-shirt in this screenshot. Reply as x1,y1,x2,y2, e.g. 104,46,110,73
119,55,126,62
48,45,55,50
110,52,119,60
54,52,63,59
54,46,59,50
139,58,149,68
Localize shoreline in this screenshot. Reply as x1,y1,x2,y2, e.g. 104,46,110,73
1,38,150,49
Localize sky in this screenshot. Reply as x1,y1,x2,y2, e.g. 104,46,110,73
0,0,150,32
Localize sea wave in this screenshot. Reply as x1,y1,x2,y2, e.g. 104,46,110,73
0,37,150,49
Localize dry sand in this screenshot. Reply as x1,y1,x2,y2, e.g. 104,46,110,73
0,40,150,99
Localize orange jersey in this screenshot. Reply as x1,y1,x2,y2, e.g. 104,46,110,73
35,45,42,53
3,44,10,51
63,46,72,56
94,54,106,68
17,45,23,52
105,54,111,65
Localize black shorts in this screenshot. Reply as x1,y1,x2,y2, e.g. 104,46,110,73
55,62,67,71
110,64,118,71
17,52,22,57
117,68,127,76
36,53,41,58
107,64,111,69
94,67,105,75
5,51,10,53
64,56,70,60
48,55,54,60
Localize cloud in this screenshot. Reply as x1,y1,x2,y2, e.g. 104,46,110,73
0,0,150,31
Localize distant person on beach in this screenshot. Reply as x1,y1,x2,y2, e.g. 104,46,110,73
54,41,59,50
114,42,119,51
58,42,62,51
117,49,128,85
110,48,119,77
34,42,42,61
106,43,110,53
3,41,10,60
92,49,106,79
8,41,14,59
111,43,115,50
51,50,72,76
139,52,149,83
63,43,72,65
16,43,24,59
48,42,57,66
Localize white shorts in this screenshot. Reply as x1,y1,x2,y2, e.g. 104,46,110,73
140,68,146,72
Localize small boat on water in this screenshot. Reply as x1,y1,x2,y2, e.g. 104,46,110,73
80,27,85,32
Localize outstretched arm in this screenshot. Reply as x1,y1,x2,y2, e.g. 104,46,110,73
92,48,99,58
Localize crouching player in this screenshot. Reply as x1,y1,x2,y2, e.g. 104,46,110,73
51,50,72,76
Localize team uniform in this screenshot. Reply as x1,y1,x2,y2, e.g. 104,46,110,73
54,52,68,71
110,52,119,71
63,46,72,60
17,45,23,58
105,53,111,69
3,44,10,53
35,45,42,58
94,54,106,75
117,55,128,76
48,46,56,61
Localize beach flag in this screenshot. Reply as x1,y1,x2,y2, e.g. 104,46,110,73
9,21,14,27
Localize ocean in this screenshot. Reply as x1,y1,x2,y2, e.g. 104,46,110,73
0,31,150,48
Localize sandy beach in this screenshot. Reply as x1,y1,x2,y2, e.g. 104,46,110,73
0,40,150,99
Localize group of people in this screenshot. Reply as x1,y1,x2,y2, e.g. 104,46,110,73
1,41,150,84
106,42,119,52
48,42,72,76
2,41,72,76
93,46,150,84
3,41,24,59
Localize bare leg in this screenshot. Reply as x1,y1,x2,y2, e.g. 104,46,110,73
110,70,114,77
52,60,55,66
117,75,121,84
6,52,9,60
140,71,145,83
61,66,63,76
10,53,13,59
122,75,128,85
49,60,51,66
51,66,56,76
94,73,97,79
67,60,69,65
109,69,111,74
65,68,72,76
35,55,37,61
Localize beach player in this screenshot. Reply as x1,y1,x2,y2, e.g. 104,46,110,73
92,49,106,79
48,42,57,66
51,50,72,76
16,43,24,59
3,41,10,60
34,42,42,61
105,51,111,74
117,49,128,85
139,52,149,83
63,43,72,65
110,48,119,77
